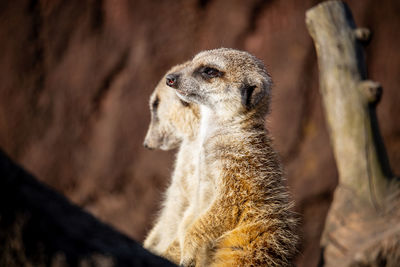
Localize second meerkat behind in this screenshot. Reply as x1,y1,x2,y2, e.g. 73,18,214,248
166,48,299,266
143,62,200,261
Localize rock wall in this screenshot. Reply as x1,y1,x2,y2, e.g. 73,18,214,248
0,0,399,266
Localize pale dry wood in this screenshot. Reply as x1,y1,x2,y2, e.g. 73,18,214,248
306,1,400,266
306,0,393,208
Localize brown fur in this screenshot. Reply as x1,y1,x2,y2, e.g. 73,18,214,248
143,62,200,263
166,48,299,266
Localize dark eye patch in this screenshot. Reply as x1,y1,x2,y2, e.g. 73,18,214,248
152,95,160,110
194,66,224,80
204,67,219,76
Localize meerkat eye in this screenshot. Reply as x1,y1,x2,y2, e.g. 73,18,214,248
202,67,221,79
152,96,160,110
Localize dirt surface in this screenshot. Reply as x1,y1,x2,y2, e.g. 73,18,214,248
0,1,399,266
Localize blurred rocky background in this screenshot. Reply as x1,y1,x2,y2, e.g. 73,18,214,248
0,0,398,266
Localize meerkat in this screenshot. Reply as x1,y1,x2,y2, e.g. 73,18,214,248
142,62,201,262
165,48,299,267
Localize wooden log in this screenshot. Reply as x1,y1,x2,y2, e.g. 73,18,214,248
306,0,394,208
0,149,176,267
306,1,400,266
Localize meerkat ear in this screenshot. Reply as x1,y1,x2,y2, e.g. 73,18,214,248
240,76,270,109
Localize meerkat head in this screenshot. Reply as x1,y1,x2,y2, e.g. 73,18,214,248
143,62,200,150
165,48,272,118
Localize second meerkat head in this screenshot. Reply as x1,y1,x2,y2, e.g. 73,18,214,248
143,61,200,150
166,48,272,117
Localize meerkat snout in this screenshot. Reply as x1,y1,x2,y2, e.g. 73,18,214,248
143,140,156,150
166,73,180,88
143,141,150,149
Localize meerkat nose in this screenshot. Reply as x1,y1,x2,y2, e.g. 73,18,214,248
143,141,152,150
166,73,179,88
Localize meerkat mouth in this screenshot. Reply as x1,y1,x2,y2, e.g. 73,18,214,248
175,89,187,95
175,90,199,104
175,89,192,98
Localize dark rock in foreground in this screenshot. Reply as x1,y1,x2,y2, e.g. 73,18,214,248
0,149,175,267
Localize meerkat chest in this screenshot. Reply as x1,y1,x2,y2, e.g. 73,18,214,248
191,137,219,212
173,141,198,199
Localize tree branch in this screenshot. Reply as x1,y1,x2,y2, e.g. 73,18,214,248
306,0,395,208
306,1,400,266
